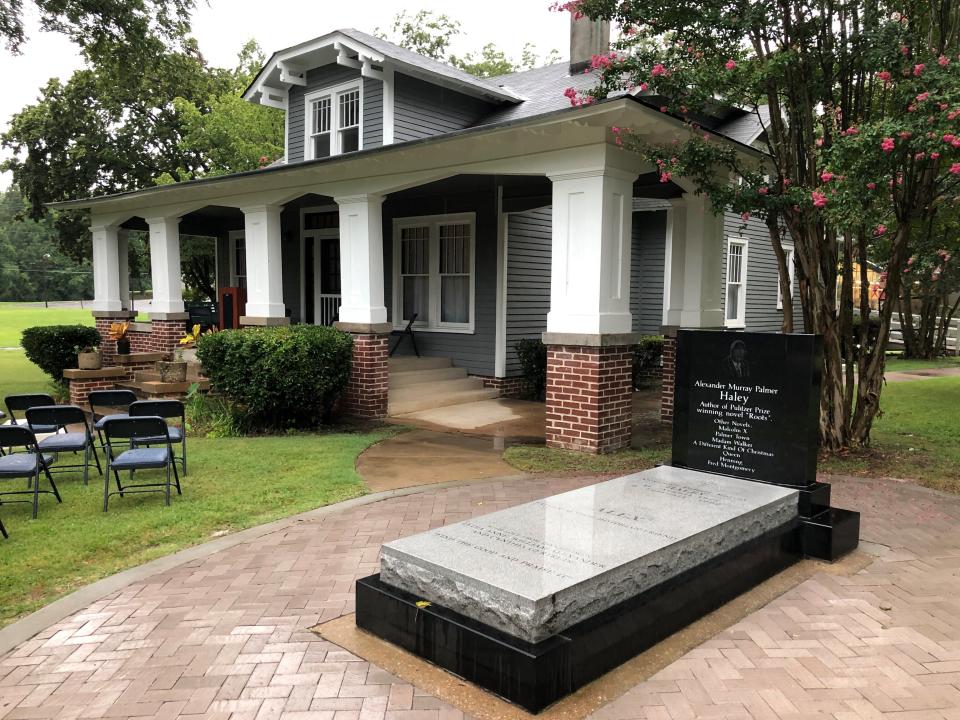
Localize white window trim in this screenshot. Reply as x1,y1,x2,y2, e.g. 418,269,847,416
228,229,246,287
724,237,748,328
777,243,795,311
392,212,477,334
303,80,363,160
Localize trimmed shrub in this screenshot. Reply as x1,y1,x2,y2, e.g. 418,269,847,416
21,324,102,384
633,335,665,388
196,325,353,431
515,337,548,401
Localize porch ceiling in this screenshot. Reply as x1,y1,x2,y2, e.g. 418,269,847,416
50,97,766,224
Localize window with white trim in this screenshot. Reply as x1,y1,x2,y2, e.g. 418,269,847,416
393,213,476,332
725,239,747,327
305,82,361,159
777,245,795,310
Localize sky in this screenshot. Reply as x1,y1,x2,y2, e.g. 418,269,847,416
0,1,572,188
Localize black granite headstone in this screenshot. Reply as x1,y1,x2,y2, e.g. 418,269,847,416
671,329,859,561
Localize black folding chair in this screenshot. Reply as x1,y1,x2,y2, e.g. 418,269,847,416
389,313,420,357
26,405,103,485
0,425,61,519
89,389,138,450
102,417,181,511
4,394,59,434
129,400,187,475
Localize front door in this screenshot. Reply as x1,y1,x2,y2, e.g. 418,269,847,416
301,209,341,325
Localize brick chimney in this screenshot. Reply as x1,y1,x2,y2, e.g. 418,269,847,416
569,14,611,74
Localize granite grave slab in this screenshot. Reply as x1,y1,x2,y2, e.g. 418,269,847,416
380,465,798,643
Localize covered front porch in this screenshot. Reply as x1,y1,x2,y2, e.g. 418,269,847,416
70,96,757,452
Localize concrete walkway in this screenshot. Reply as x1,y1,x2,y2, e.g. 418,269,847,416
1,471,960,719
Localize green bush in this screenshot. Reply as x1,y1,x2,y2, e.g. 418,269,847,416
196,325,353,431
20,324,102,384
515,337,548,400
633,335,665,388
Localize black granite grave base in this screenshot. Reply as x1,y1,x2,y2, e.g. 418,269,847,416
356,520,800,714
802,507,861,561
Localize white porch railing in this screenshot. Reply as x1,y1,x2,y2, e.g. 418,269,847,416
318,294,341,327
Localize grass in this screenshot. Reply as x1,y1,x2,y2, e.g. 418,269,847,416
0,303,94,348
504,444,669,475
0,430,390,628
822,375,960,492
884,354,960,372
0,350,57,397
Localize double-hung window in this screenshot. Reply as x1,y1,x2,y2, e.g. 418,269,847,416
305,82,361,159
725,239,748,327
394,213,475,333
777,244,795,310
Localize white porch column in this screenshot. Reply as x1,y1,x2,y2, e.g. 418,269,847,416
145,215,185,316
334,194,388,325
240,204,287,322
673,193,725,328
117,228,131,311
545,168,637,335
90,223,122,313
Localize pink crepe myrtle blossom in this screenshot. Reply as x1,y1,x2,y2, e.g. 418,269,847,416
881,137,896,152
914,63,926,76
741,212,751,222
916,92,930,102
939,249,952,262
816,138,824,147
758,186,769,195
950,163,960,174
915,152,926,160
591,54,613,69
725,59,737,70
651,63,667,77
867,182,877,190
901,45,910,55
878,70,892,84
931,152,941,160
659,105,668,112
820,171,835,182
639,82,649,91
940,55,951,66
873,224,886,236
944,133,957,143
899,131,912,139
812,190,828,208
550,0,584,19
659,171,672,183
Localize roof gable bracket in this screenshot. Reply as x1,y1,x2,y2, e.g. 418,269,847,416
360,58,384,81
335,42,363,69
279,62,306,86
258,85,286,109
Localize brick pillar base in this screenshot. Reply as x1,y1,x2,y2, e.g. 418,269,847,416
661,332,677,424
149,317,188,356
545,344,633,454
342,332,390,420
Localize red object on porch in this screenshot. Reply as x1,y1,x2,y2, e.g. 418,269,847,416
545,344,634,454
218,287,246,330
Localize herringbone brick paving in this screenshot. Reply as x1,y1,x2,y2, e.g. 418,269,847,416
1,473,958,719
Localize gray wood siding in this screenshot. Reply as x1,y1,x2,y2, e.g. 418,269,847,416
721,212,805,332
505,207,552,377
393,73,491,142
363,76,383,149
631,211,667,335
383,183,499,376
287,64,368,163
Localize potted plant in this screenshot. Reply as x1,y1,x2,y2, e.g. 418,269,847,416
109,322,131,354
77,345,102,370
178,324,202,364
157,347,188,383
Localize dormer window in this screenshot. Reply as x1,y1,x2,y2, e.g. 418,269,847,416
306,81,361,159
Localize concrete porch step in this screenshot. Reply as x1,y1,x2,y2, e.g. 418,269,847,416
389,366,468,388
388,356,452,372
388,377,499,415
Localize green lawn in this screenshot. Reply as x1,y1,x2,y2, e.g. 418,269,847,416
885,354,960,372
0,303,94,347
0,350,56,397
823,375,960,492
503,444,669,475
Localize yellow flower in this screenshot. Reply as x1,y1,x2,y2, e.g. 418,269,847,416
179,324,202,346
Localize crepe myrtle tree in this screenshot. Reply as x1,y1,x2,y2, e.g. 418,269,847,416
556,0,960,449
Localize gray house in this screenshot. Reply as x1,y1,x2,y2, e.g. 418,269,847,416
56,19,799,453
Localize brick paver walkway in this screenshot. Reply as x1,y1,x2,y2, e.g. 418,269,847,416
1,473,959,719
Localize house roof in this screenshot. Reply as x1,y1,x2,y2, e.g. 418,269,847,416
244,28,524,105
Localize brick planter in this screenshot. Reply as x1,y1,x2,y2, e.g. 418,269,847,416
63,367,129,407
545,344,634,454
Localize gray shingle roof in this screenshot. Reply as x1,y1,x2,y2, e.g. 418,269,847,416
480,62,603,124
